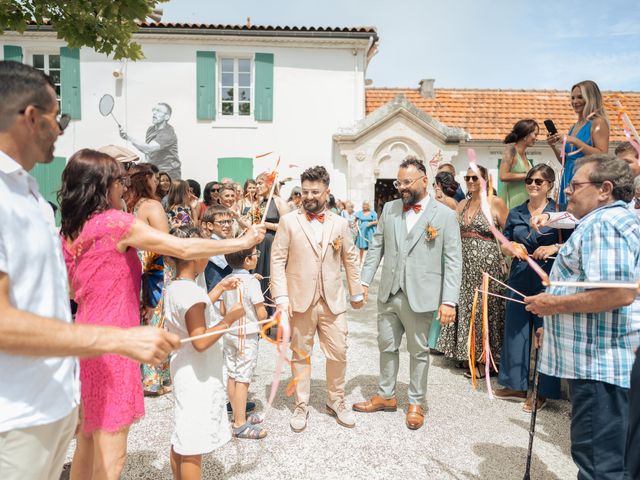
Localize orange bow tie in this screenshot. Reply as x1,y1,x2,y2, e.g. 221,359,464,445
306,211,326,223
403,204,422,214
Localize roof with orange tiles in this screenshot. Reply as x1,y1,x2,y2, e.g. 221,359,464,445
365,87,640,143
25,20,377,40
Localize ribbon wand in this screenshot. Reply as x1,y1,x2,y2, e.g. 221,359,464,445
523,346,541,480
261,157,281,224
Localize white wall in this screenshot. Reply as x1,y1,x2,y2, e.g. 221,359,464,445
2,34,369,200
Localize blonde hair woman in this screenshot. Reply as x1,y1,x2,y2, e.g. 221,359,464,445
547,80,610,203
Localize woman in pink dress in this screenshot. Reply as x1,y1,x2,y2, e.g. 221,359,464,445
58,149,266,480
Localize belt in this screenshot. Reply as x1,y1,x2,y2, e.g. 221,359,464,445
461,231,492,241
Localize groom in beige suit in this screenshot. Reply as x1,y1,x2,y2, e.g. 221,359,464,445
271,166,364,433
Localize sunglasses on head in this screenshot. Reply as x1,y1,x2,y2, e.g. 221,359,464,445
464,175,479,182
525,178,548,186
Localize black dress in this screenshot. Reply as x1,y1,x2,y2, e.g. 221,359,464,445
254,199,280,313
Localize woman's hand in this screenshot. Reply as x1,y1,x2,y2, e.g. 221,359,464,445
530,213,551,233
532,245,557,261
218,276,241,292
511,242,528,260
534,327,544,349
141,305,155,324
546,133,562,146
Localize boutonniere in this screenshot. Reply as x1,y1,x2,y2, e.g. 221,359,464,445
424,223,439,242
331,235,343,252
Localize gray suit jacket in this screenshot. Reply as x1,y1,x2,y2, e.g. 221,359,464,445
361,197,462,313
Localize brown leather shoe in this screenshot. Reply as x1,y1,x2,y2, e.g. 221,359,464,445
406,404,424,430
352,395,397,413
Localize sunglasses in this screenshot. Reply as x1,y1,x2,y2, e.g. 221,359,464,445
464,175,479,182
247,250,261,258
525,178,548,186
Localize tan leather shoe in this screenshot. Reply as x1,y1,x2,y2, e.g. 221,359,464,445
406,404,424,430
352,395,397,413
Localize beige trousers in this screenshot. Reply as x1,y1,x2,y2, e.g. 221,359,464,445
0,406,79,480
290,298,348,406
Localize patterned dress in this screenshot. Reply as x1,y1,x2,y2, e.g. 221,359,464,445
134,201,171,394
436,201,506,363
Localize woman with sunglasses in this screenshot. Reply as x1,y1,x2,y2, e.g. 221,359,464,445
495,164,563,412
124,164,173,397
499,119,538,209
437,165,508,376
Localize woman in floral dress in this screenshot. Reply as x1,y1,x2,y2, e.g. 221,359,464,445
437,165,509,377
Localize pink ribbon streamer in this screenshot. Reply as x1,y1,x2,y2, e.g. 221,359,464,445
467,148,550,286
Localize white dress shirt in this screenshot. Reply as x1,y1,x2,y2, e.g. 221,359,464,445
0,151,80,432
405,195,431,232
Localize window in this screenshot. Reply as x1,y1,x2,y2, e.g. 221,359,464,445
32,53,61,102
220,58,252,117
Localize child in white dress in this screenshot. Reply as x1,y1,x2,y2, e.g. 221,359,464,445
164,226,245,480
222,246,269,439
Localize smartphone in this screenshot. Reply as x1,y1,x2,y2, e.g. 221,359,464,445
544,119,558,135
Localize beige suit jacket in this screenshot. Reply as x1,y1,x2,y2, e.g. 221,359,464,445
270,209,363,315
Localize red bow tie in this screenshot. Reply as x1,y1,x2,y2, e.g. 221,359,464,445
403,204,422,214
306,211,326,223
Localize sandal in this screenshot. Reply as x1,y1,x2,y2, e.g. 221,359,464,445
232,413,264,425
232,422,267,439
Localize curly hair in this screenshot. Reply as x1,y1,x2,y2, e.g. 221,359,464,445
124,163,157,212
300,166,330,186
435,171,460,198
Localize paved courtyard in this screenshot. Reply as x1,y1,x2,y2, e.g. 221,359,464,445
64,270,577,479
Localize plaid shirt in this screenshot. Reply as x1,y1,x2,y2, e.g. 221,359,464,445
539,201,640,388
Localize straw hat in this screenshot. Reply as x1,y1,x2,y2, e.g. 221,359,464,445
97,144,139,163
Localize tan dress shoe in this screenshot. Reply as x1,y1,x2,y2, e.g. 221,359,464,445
406,404,424,430
352,395,397,413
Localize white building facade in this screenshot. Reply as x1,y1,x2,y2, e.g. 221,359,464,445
1,23,378,205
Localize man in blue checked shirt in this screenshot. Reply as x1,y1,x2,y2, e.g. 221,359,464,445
525,154,640,480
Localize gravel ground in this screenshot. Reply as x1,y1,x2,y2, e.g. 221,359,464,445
63,270,577,479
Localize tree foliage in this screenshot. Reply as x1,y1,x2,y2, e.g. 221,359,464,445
0,0,167,60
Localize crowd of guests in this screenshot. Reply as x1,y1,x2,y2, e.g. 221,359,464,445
2,60,640,480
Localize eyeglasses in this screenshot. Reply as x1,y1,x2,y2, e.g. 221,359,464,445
393,175,426,190
213,219,233,226
525,178,548,186
464,175,479,182
247,250,261,258
566,180,602,193
19,105,71,132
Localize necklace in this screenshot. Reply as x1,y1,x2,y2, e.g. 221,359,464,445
527,199,549,216
175,276,196,282
465,200,481,223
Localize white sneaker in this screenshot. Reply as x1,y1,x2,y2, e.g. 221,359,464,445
326,400,356,428
290,403,309,433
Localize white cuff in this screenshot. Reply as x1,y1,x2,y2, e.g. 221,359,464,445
350,294,364,302
361,282,370,288
442,302,456,307
275,295,289,305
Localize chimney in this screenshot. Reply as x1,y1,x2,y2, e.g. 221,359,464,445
419,79,435,99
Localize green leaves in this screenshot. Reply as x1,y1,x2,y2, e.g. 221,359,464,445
0,0,167,60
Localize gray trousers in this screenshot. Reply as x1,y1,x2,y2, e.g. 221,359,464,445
377,290,434,405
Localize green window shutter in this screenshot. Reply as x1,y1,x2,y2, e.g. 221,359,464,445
60,47,81,120
3,45,23,63
217,157,254,184
254,53,274,121
196,51,216,120
31,156,66,226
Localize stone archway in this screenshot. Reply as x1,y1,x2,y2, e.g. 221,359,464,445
371,138,424,213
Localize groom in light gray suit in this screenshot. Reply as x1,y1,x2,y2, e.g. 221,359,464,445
353,157,462,430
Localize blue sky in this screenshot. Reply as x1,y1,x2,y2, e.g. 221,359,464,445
163,0,640,91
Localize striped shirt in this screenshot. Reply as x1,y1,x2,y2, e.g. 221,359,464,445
539,201,640,388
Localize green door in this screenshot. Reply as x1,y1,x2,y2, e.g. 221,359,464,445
31,157,66,225
217,157,253,184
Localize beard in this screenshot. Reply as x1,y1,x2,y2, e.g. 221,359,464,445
400,189,421,205
303,198,325,214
